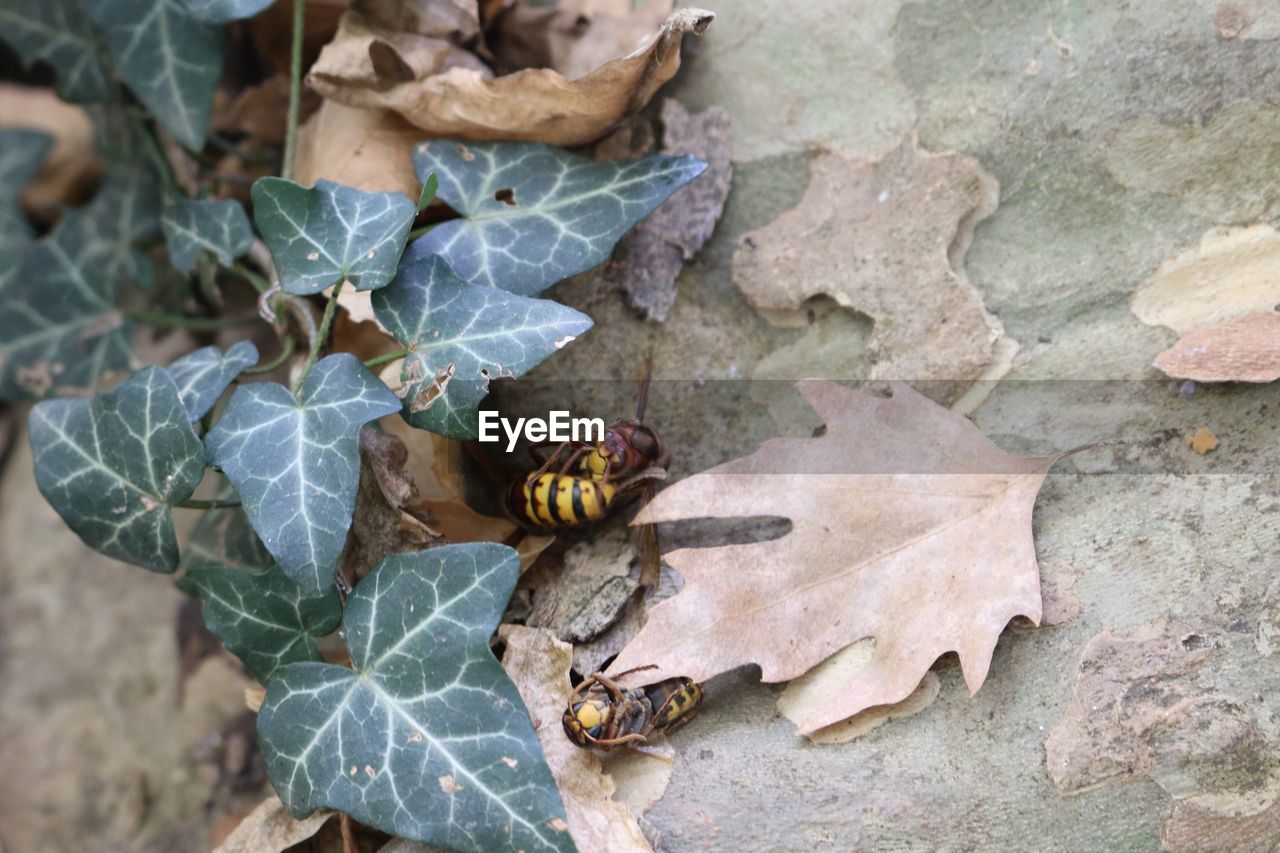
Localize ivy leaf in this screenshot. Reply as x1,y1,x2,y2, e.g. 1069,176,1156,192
166,341,260,420
252,178,416,295
82,165,162,290
84,0,223,150
161,199,255,273
417,173,438,212
258,544,573,852
0,210,134,400
178,488,273,573
403,141,707,296
184,563,342,682
29,367,207,572
0,129,53,266
184,0,276,24
0,0,113,102
204,354,401,593
373,256,592,439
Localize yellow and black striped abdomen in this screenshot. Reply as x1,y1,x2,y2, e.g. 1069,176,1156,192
508,472,617,529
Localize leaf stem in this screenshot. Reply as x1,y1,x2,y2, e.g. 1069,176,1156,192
232,261,272,294
282,0,306,180
124,309,260,331
175,498,242,510
293,287,341,394
244,335,296,375
363,348,412,370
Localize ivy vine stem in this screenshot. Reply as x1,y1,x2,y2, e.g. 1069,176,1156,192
363,348,412,370
231,261,272,294
175,498,242,510
244,335,297,375
281,0,306,180
293,287,341,394
124,309,260,331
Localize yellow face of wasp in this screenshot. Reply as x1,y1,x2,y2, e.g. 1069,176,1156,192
562,696,612,746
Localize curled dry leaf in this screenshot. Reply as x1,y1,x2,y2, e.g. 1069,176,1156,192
732,135,1001,382
608,380,1063,734
0,83,101,223
212,795,333,853
1131,225,1280,334
490,0,674,80
308,8,714,147
605,99,732,322
308,5,489,98
500,625,652,853
776,640,942,744
1153,312,1280,383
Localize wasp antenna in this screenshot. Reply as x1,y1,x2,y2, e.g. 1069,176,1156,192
635,356,654,421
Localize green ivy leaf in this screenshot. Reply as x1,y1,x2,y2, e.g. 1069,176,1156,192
373,256,592,439
184,563,342,682
184,0,276,24
84,0,223,150
404,140,707,296
29,367,207,572
252,178,416,295
166,341,259,420
0,0,113,102
204,354,401,592
178,489,273,573
0,210,135,400
259,544,573,852
0,129,53,267
417,172,438,212
161,199,255,273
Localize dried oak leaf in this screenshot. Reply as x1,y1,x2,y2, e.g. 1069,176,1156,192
1154,312,1280,383
605,99,732,322
308,7,714,147
500,625,651,853
608,380,1063,734
732,135,1001,382
212,795,333,853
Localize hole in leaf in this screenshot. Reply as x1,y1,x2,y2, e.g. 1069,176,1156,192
494,187,517,206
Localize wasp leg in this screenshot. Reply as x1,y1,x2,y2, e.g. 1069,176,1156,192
556,445,590,475
590,732,649,749
624,744,676,762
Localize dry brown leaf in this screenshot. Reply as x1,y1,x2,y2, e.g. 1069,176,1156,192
499,625,651,853
212,795,333,853
604,99,731,322
339,427,445,584
294,99,423,195
732,135,1001,382
212,77,321,146
308,8,713,147
1153,312,1280,383
308,6,489,97
607,380,1061,734
1131,225,1280,334
0,83,101,224
490,0,674,80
